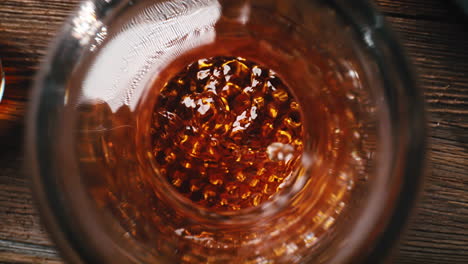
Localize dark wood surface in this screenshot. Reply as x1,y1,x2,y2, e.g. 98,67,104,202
0,0,467,263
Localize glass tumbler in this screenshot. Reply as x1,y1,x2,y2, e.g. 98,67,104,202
27,0,426,263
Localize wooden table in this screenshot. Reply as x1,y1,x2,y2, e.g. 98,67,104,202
0,0,467,263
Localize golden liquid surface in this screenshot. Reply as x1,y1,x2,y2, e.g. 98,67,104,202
151,57,303,211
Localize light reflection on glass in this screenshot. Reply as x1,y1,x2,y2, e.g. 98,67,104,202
72,1,104,46
0,60,4,103
80,0,221,112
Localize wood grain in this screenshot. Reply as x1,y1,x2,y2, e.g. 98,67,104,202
0,0,467,263
373,0,463,20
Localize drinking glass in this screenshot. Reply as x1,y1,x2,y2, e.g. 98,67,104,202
27,0,426,263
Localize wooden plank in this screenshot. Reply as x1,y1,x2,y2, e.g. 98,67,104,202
374,0,462,21
0,145,54,247
0,0,467,263
385,15,468,264
0,240,61,264
0,1,77,262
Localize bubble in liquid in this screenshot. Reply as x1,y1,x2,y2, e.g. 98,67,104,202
151,56,304,211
